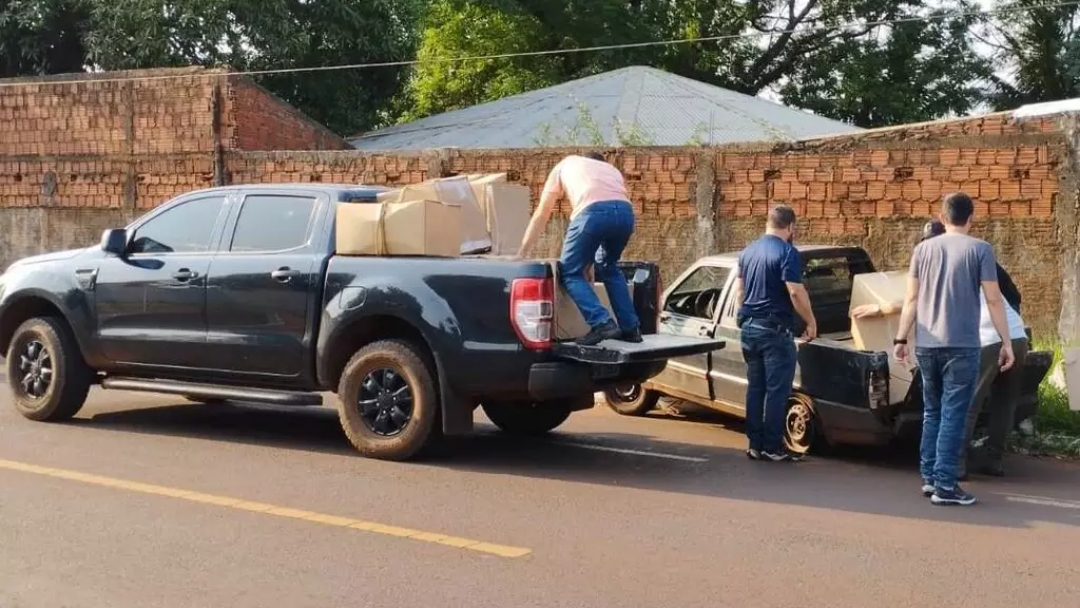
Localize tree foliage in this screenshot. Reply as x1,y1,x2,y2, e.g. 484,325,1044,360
985,0,1080,110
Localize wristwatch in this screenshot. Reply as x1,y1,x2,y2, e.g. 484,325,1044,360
893,338,907,345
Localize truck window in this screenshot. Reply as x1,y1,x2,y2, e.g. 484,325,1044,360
801,252,873,335
129,196,226,254
664,265,731,320
229,195,318,253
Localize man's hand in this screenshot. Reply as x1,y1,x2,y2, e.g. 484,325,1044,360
800,321,817,341
894,342,910,364
851,304,881,319
999,342,1016,372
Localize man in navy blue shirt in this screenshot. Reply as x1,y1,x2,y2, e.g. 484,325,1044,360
734,205,817,461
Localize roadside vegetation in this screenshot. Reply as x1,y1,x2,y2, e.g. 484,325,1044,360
1017,342,1080,458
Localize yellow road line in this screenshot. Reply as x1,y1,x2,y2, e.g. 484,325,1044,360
0,458,531,559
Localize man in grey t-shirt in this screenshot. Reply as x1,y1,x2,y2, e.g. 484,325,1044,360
893,193,1015,506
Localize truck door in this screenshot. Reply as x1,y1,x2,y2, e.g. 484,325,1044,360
646,263,731,401
203,189,327,379
709,281,749,414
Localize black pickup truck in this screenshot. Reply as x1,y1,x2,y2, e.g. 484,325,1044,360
603,245,1053,453
0,184,722,461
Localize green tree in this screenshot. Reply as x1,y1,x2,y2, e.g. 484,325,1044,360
780,3,993,127
400,0,993,128
985,0,1080,109
399,0,559,121
0,0,92,76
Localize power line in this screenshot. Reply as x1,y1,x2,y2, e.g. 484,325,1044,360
1,0,1077,89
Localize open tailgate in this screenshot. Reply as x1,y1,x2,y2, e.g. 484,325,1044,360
552,334,725,365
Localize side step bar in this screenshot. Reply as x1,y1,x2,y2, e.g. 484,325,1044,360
101,377,324,407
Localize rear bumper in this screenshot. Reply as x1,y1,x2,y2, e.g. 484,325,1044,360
528,361,666,401
815,398,895,447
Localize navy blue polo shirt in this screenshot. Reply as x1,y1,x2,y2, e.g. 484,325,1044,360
737,235,802,329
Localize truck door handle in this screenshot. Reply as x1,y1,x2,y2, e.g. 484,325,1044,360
172,268,198,282
271,267,300,283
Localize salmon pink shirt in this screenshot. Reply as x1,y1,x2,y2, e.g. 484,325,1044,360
540,155,629,218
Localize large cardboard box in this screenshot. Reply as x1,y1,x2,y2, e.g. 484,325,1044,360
849,271,914,405
382,176,491,254
468,174,530,255
554,265,636,340
335,199,461,256
484,183,531,255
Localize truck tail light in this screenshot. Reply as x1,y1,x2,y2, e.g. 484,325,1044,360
510,277,553,350
868,368,889,410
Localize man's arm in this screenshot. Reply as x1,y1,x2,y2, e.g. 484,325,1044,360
893,250,921,363
782,248,816,339
517,162,562,257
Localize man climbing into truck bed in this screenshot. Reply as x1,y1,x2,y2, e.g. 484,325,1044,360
517,152,641,346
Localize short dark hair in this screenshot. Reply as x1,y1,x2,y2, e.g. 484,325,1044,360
942,192,974,226
582,152,605,162
767,204,796,230
921,220,945,242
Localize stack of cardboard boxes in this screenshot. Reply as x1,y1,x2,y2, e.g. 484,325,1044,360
335,174,531,257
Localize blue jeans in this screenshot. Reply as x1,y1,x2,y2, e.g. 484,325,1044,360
559,201,639,331
741,320,797,453
916,347,980,490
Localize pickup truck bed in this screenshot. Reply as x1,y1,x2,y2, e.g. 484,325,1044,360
0,183,723,461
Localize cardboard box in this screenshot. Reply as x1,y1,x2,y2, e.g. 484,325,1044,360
382,176,491,254
484,183,531,255
849,271,914,405
553,263,635,339
467,174,530,255
335,199,461,257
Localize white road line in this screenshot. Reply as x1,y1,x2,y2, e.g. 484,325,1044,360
1004,494,1080,510
557,442,708,462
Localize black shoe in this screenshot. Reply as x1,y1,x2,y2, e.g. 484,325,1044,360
762,450,803,463
746,448,761,461
620,327,643,343
921,480,935,497
931,485,977,506
577,320,621,346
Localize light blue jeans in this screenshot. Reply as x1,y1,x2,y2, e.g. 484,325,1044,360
916,347,981,490
558,201,640,331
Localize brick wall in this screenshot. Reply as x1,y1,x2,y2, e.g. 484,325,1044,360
0,67,1076,337
227,78,350,151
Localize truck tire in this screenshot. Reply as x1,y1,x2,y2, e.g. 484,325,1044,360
5,316,93,422
602,383,660,416
784,393,825,455
481,399,573,435
337,339,438,461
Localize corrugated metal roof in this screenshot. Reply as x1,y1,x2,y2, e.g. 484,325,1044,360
350,66,862,150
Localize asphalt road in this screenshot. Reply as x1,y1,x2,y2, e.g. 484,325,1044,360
2,379,1079,608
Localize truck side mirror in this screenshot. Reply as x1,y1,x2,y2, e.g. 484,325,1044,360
101,228,129,256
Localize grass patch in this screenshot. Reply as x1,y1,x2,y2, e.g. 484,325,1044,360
1016,341,1080,457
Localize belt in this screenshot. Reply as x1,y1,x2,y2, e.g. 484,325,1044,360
745,317,794,334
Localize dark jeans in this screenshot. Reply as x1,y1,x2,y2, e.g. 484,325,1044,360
559,201,639,331
916,347,980,490
962,338,1029,470
741,320,797,453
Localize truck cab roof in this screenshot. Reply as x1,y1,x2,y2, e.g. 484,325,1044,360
175,183,392,202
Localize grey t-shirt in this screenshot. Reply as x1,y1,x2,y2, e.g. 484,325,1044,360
908,232,999,348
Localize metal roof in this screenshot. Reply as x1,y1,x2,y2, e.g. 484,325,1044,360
350,66,862,150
